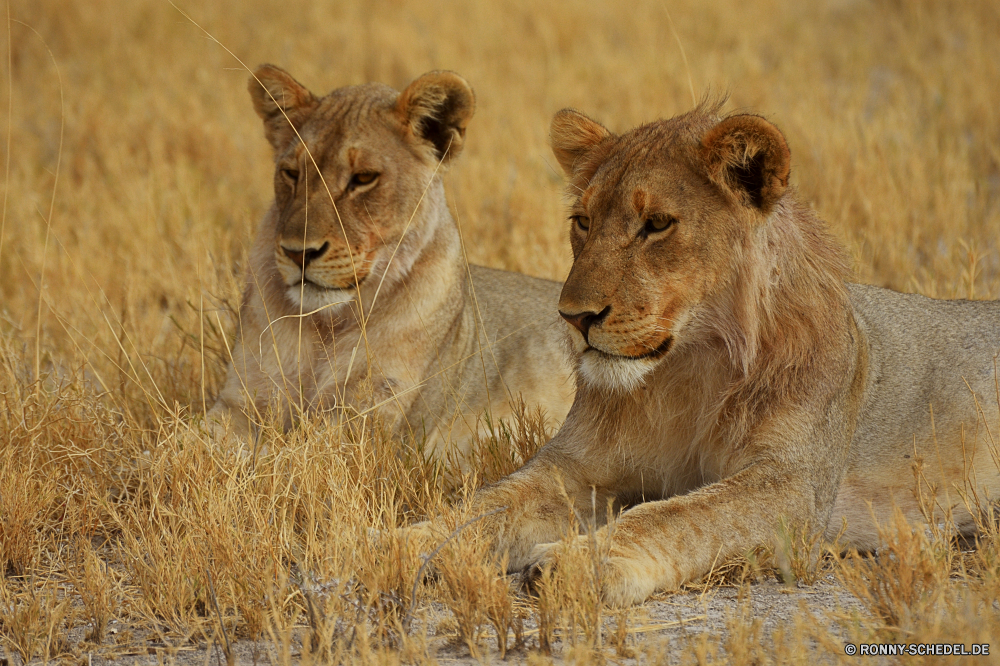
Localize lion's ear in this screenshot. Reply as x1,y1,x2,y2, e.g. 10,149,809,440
550,109,612,177
702,115,790,213
396,71,475,165
248,65,318,151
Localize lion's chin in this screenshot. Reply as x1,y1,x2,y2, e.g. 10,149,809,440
578,349,661,393
284,283,356,314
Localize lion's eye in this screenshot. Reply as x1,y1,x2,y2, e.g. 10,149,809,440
643,214,678,235
349,172,379,189
571,215,590,232
280,168,299,184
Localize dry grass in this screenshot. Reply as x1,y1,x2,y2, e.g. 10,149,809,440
2,0,1000,663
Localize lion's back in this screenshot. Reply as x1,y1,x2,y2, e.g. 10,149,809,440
848,282,1000,453
466,264,573,383
464,264,574,416
468,265,564,328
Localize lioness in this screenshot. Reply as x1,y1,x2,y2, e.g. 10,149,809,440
410,102,1000,605
210,66,574,458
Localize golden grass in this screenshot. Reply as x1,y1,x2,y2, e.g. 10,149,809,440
2,0,1000,663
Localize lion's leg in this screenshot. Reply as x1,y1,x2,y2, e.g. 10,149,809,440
206,399,252,439
403,451,595,570
528,460,824,606
207,353,259,440
208,316,264,440
474,460,596,569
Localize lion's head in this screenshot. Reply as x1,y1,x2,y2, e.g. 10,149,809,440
249,65,475,313
550,103,826,391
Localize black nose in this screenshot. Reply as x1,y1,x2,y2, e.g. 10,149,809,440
282,242,329,269
559,305,610,342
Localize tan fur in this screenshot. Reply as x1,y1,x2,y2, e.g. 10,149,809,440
210,66,575,458
410,103,1000,605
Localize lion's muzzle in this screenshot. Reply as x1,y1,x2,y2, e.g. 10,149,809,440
559,305,611,343
560,301,674,361
275,239,374,291
281,241,329,271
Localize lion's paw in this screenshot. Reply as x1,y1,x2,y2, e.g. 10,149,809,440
597,555,668,607
520,541,560,593
397,520,449,546
521,540,675,607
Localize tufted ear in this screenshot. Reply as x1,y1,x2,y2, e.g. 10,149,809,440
396,71,475,165
550,108,613,177
248,64,318,151
702,114,791,213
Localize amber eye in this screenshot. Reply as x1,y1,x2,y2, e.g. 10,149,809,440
570,215,590,232
643,213,678,235
280,168,299,184
349,172,379,189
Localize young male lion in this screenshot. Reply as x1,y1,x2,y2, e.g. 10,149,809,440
409,102,1000,605
209,66,574,458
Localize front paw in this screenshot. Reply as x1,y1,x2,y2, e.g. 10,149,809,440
383,521,451,585
521,539,677,607
521,541,560,593
597,555,668,606
396,520,449,554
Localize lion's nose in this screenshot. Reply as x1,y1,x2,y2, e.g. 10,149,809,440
559,305,611,343
281,241,329,269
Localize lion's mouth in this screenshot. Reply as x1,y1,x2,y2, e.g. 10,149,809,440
290,276,362,292
587,335,673,361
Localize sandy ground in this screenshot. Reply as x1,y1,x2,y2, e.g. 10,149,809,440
48,577,862,665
